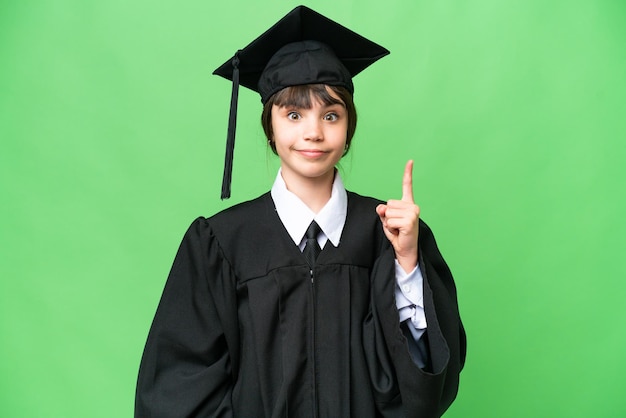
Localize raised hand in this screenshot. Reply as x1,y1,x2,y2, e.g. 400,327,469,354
375,160,420,273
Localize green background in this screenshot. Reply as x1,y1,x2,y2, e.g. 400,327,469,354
2,0,625,416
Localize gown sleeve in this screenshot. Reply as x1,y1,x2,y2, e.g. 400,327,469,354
135,218,240,418
363,220,466,418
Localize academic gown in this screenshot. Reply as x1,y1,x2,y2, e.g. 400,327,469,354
135,191,466,418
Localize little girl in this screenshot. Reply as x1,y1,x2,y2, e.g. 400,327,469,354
136,6,465,418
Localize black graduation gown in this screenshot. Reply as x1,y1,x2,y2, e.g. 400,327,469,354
135,191,466,418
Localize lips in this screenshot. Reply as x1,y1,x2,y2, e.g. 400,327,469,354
297,149,328,158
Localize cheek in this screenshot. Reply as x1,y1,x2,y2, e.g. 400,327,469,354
272,118,298,143
331,123,349,145
271,129,291,155
271,116,289,137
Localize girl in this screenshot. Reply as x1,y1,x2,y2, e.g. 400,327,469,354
136,6,465,418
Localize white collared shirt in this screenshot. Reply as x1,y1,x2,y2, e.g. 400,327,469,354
270,169,427,338
271,168,346,251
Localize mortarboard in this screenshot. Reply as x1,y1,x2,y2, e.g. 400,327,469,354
213,5,389,199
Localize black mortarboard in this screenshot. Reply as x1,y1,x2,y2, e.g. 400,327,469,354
213,5,389,199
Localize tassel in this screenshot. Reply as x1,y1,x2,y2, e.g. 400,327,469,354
221,51,241,199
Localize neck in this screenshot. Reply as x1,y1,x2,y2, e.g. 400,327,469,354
281,169,335,214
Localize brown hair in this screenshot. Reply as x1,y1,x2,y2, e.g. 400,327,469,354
261,84,357,155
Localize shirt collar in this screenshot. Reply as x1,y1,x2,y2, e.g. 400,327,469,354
271,169,347,247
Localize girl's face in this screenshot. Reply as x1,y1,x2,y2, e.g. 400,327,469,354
271,88,348,187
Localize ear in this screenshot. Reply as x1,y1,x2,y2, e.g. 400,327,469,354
267,137,277,154
342,138,351,156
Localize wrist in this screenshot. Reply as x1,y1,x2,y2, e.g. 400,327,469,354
396,252,418,274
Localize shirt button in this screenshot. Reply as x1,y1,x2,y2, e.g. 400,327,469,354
402,284,411,293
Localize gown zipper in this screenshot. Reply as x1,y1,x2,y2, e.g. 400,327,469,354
310,267,318,418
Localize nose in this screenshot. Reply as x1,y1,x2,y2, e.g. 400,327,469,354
303,118,323,142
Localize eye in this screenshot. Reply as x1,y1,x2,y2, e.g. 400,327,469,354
324,112,339,122
287,111,301,120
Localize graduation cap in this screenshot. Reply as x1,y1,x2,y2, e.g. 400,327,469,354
213,5,389,199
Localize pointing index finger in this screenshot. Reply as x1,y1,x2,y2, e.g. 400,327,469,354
402,160,414,202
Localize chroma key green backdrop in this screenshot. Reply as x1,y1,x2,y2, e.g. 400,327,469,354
1,1,625,417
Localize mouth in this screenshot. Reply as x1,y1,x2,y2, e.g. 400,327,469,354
296,149,328,158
